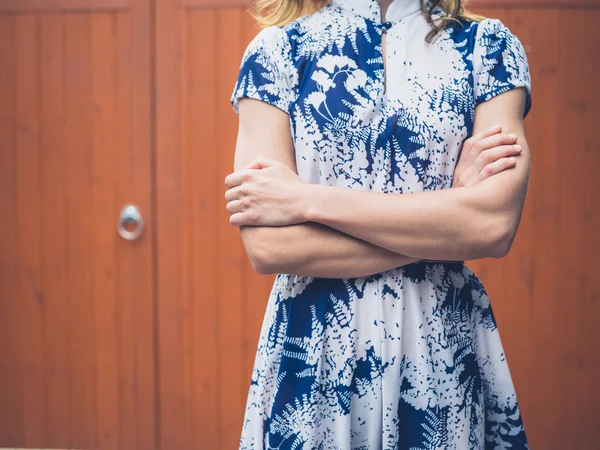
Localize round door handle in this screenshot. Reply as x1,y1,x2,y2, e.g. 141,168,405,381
117,204,144,241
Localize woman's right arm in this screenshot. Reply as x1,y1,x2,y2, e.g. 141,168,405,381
241,225,415,278
233,98,418,279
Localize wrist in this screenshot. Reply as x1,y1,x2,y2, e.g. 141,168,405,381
300,183,327,223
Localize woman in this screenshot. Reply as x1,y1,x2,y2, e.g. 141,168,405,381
225,0,531,448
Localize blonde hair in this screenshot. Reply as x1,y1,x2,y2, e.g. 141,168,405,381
250,0,484,42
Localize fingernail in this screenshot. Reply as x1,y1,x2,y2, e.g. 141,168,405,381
508,133,518,140
514,145,522,151
509,157,517,164
491,124,501,131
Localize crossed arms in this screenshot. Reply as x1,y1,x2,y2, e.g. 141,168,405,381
226,88,530,279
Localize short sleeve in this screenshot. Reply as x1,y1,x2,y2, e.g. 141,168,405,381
473,18,532,117
230,26,296,115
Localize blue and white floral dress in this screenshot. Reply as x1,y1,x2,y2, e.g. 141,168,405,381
231,0,531,448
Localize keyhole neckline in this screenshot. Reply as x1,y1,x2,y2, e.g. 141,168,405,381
330,0,426,24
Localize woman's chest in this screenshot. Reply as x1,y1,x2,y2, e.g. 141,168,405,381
289,26,476,145
287,18,476,191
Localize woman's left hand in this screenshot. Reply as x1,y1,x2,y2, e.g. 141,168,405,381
224,156,308,227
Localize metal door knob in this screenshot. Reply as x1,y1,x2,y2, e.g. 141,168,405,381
117,204,144,241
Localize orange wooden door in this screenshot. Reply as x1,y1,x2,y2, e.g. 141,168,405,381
0,0,156,449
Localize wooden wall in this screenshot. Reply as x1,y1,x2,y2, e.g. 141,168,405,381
156,0,600,448
0,0,598,449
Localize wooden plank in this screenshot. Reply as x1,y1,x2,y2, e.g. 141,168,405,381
579,9,600,447
0,15,25,447
14,14,47,447
63,14,98,448
90,12,120,450
0,0,129,14
187,8,220,448
39,12,72,448
114,11,138,450
178,8,193,449
553,8,588,449
115,0,156,447
154,0,188,446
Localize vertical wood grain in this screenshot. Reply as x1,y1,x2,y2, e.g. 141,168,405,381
39,13,72,447
91,12,120,449
0,15,24,447
115,0,156,447
63,14,98,447
556,10,597,448
155,0,187,446
14,14,47,446
580,9,600,445
186,9,220,448
554,10,585,445
180,11,194,448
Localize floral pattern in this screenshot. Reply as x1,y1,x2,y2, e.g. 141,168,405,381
231,0,531,448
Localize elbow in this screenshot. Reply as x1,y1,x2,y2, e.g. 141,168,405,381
487,231,515,259
242,228,281,275
480,214,518,259
248,248,278,275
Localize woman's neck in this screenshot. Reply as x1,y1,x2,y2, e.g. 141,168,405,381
376,0,395,21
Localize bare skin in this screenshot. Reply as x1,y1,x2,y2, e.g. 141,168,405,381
377,0,394,20
226,87,527,277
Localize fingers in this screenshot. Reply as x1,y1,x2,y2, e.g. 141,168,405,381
472,133,519,154
461,125,502,165
475,144,522,167
226,156,280,187
243,155,277,170
475,157,517,183
230,211,258,227
224,186,244,203
224,169,252,189
230,212,247,227
225,199,245,215
469,124,502,144
244,159,262,170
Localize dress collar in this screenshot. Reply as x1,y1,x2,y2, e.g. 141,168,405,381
330,0,423,23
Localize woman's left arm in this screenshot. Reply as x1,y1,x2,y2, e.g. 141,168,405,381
227,88,530,262
305,89,531,261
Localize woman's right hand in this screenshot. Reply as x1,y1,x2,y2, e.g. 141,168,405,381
452,125,522,188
